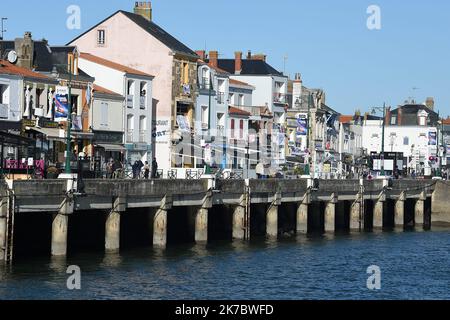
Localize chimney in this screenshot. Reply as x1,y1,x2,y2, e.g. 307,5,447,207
209,50,218,68
195,50,206,60
14,31,34,70
247,50,252,59
385,107,391,126
251,53,267,62
134,2,152,21
425,97,434,110
234,51,242,74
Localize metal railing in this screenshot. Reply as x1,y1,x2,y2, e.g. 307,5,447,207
273,92,287,104
139,96,146,109
139,130,146,143
217,92,225,104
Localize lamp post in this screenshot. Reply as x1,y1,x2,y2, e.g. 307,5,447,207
372,103,386,176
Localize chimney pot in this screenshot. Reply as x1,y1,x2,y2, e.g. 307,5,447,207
134,1,152,21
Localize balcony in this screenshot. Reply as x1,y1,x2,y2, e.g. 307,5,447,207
139,130,146,143
273,92,287,104
217,125,225,136
139,96,146,109
127,95,134,108
201,123,209,131
126,130,134,143
199,77,211,90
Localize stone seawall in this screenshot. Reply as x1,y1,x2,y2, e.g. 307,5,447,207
432,181,450,226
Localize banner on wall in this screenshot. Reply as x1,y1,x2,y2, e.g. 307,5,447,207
54,86,69,122
296,118,307,136
428,131,437,146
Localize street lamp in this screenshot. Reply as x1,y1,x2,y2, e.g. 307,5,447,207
372,103,387,176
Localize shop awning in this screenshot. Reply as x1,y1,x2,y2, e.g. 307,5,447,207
71,131,94,140
96,144,125,152
26,127,65,142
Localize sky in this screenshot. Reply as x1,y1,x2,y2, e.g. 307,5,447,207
1,0,450,116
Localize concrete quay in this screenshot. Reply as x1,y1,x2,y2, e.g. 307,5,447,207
0,178,443,263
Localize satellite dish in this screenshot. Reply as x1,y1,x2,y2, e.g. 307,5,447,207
7,50,18,64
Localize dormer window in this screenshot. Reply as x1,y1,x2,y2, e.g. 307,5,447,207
418,110,428,126
97,29,106,46
391,116,397,125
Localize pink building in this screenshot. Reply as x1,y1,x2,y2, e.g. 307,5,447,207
69,2,198,172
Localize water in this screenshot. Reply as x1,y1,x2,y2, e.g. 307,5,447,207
1,229,450,300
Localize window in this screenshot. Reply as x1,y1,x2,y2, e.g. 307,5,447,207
229,93,234,105
201,106,209,129
230,119,235,138
140,82,147,109
139,116,147,142
100,102,108,127
182,62,189,83
391,116,397,125
239,120,244,139
238,94,244,106
97,29,106,46
403,136,409,145
419,116,426,126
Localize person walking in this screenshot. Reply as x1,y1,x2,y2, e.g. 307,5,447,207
144,161,150,179
152,158,158,179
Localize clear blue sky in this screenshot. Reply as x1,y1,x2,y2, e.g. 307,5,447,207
2,0,449,116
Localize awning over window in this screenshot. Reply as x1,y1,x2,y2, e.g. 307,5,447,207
96,144,125,152
26,127,65,142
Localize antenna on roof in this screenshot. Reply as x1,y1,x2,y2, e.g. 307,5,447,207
0,18,6,40
283,53,288,75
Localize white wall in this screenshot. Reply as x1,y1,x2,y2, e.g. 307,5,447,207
78,58,124,94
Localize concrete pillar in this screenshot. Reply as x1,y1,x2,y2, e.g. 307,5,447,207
195,208,208,243
373,193,385,229
105,211,121,252
51,198,73,257
324,194,337,233
0,198,7,261
395,193,406,228
51,213,68,256
153,196,172,249
350,198,362,231
232,204,246,240
296,203,308,234
415,194,426,227
153,208,168,249
266,193,281,239
105,197,126,252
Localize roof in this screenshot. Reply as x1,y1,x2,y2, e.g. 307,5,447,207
69,10,198,58
217,59,284,76
0,60,55,81
93,84,123,97
229,78,254,89
198,60,229,75
80,52,154,77
442,118,450,125
229,106,251,116
391,104,439,126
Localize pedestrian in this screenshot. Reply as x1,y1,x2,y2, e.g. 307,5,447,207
106,159,114,179
152,158,158,178
132,161,139,179
144,161,150,179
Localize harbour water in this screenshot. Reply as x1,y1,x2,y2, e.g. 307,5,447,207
1,228,450,300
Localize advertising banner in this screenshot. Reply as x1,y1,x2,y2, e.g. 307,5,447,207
54,86,69,122
296,118,308,136
428,131,437,146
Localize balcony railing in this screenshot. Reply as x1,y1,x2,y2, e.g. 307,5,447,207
126,130,134,143
127,95,134,108
199,77,211,90
139,96,146,109
273,92,287,104
139,130,146,143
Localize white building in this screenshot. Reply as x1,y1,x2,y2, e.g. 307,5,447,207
214,51,288,166
362,103,439,175
78,52,154,166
